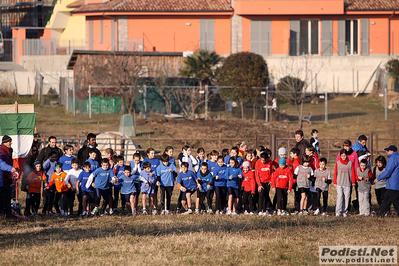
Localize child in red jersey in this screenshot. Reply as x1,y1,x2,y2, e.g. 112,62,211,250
290,148,301,213
272,157,293,215
255,152,274,216
241,161,255,215
305,145,319,171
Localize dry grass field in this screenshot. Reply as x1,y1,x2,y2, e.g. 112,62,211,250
0,94,398,265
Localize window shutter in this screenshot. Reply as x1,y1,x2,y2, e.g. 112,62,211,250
338,19,345,56
361,18,369,56
200,19,215,51
321,19,332,56
111,20,115,51
89,20,93,50
290,19,300,56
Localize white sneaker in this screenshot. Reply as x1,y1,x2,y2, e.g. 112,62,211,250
109,208,113,215
232,212,238,216
277,210,282,216
142,209,148,215
215,210,220,215
152,209,158,215
303,210,308,216
132,210,137,215
249,212,254,215
226,210,232,216
263,211,269,216
343,212,348,217
195,209,200,214
161,210,166,215
258,211,263,216
244,210,249,215
314,209,320,215
207,209,213,214
322,212,328,217
335,213,341,217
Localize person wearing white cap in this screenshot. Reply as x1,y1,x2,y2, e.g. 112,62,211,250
241,161,255,215
272,147,292,212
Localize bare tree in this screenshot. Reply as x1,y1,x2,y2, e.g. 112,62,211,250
91,52,145,114
172,85,211,120
276,55,326,128
153,64,176,116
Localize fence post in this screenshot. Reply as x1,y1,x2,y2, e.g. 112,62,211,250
205,85,209,120
88,85,92,119
369,132,374,164
218,133,222,151
255,134,259,148
375,133,379,156
327,139,330,162
271,133,276,159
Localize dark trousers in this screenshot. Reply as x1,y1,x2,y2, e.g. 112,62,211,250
197,191,207,211
0,184,12,215
242,190,253,212
378,189,399,216
206,190,213,210
292,183,301,212
54,191,68,214
77,189,83,214
348,183,359,211
215,186,227,212
276,188,288,211
42,185,55,213
113,187,121,209
160,186,173,210
25,192,41,215
258,182,271,212
95,188,109,211
375,188,386,208
316,188,329,212
307,191,318,211
66,190,75,214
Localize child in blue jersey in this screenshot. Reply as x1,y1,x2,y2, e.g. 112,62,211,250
226,157,243,215
156,154,177,215
59,144,74,172
85,149,99,172
213,156,227,215
208,150,219,176
86,158,116,215
224,147,243,167
195,162,214,214
42,151,58,215
76,162,94,216
113,165,139,215
143,148,160,212
177,162,198,214
139,161,157,215
112,155,125,212
130,152,142,211
164,146,176,166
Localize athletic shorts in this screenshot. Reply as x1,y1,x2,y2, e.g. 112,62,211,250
181,188,196,201
227,187,240,198
123,193,135,202
298,187,310,195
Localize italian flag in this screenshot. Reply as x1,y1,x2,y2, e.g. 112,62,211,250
0,113,36,168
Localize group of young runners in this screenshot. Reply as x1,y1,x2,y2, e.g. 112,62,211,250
20,129,397,218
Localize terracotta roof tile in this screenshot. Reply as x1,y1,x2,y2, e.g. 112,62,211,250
67,0,83,8
345,0,399,10
72,0,233,13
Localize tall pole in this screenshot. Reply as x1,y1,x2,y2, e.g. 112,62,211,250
384,87,387,121
143,85,147,120
325,91,328,124
88,85,92,119
265,88,269,123
205,85,209,120
73,84,76,116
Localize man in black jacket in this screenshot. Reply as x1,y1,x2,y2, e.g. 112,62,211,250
77,133,102,166
37,136,63,163
294,130,310,163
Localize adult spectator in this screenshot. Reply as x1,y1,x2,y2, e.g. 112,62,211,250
0,135,17,218
77,133,102,166
294,130,310,162
21,144,39,192
37,136,63,163
377,145,399,216
352,135,371,157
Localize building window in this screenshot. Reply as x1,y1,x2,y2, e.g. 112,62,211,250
299,20,319,55
345,20,358,55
